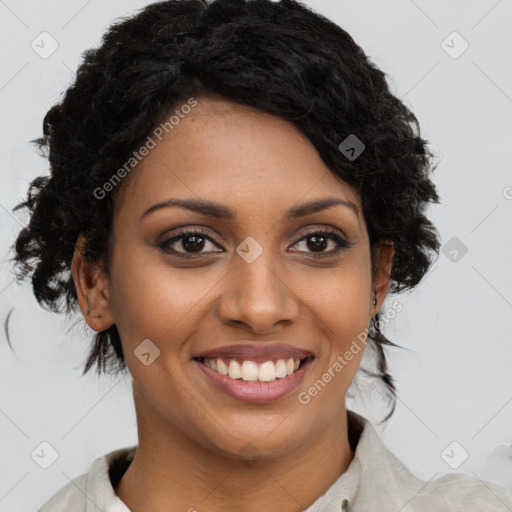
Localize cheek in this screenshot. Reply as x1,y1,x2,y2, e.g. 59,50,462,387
330,286,371,370
327,281,371,343
298,259,372,384
301,261,372,337
107,247,216,346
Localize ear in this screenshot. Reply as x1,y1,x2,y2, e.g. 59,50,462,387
71,234,115,332
371,240,394,314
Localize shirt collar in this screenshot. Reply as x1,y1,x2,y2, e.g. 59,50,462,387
303,410,366,512
85,446,135,512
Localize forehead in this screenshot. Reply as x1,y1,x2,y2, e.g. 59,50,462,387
116,96,362,219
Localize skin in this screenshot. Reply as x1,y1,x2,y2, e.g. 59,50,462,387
72,95,394,512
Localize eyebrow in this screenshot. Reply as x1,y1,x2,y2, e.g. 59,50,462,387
140,196,359,221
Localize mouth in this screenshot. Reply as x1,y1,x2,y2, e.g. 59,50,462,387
192,344,315,403
194,355,315,383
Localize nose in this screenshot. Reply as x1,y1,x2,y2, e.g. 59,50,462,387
216,248,301,334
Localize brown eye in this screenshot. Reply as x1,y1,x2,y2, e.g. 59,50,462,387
290,228,352,256
158,228,223,256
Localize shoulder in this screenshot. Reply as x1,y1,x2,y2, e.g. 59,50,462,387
37,445,136,512
350,412,512,511
405,472,512,511
37,472,88,512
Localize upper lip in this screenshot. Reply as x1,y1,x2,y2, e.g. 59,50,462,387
193,343,314,362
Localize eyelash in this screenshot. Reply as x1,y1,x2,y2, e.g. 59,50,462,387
157,227,353,258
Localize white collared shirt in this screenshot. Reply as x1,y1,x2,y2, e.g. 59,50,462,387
38,411,512,511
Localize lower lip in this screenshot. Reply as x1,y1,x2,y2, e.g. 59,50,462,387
194,358,313,403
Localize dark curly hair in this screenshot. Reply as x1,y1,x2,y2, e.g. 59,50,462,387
7,0,440,422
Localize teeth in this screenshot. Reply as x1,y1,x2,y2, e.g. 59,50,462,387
258,361,276,382
241,361,259,381
275,359,287,378
228,360,241,379
217,359,228,375
203,357,306,382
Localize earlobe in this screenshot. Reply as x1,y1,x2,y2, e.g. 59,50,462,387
371,241,394,312
71,235,115,332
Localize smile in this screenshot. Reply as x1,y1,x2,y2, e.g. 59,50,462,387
196,356,313,382
193,355,315,403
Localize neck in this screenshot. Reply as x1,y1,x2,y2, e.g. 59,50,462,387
115,389,355,512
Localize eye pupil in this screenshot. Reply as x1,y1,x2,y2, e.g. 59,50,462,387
183,235,205,252
307,235,328,252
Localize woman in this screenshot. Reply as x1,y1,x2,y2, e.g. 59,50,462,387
9,0,512,510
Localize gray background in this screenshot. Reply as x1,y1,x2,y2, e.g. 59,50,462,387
1,0,511,510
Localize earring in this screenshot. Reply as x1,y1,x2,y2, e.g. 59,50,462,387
373,297,377,306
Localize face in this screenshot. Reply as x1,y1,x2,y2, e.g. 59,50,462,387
73,96,393,460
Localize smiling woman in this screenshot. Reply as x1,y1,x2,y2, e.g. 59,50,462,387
7,0,512,511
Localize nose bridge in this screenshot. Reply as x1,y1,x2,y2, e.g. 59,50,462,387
217,238,299,332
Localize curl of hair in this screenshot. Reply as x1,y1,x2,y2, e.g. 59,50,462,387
9,0,440,419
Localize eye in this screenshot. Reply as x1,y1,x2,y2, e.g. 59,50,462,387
290,227,352,257
158,228,223,257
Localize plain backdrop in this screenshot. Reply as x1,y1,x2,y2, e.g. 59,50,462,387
1,0,511,510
